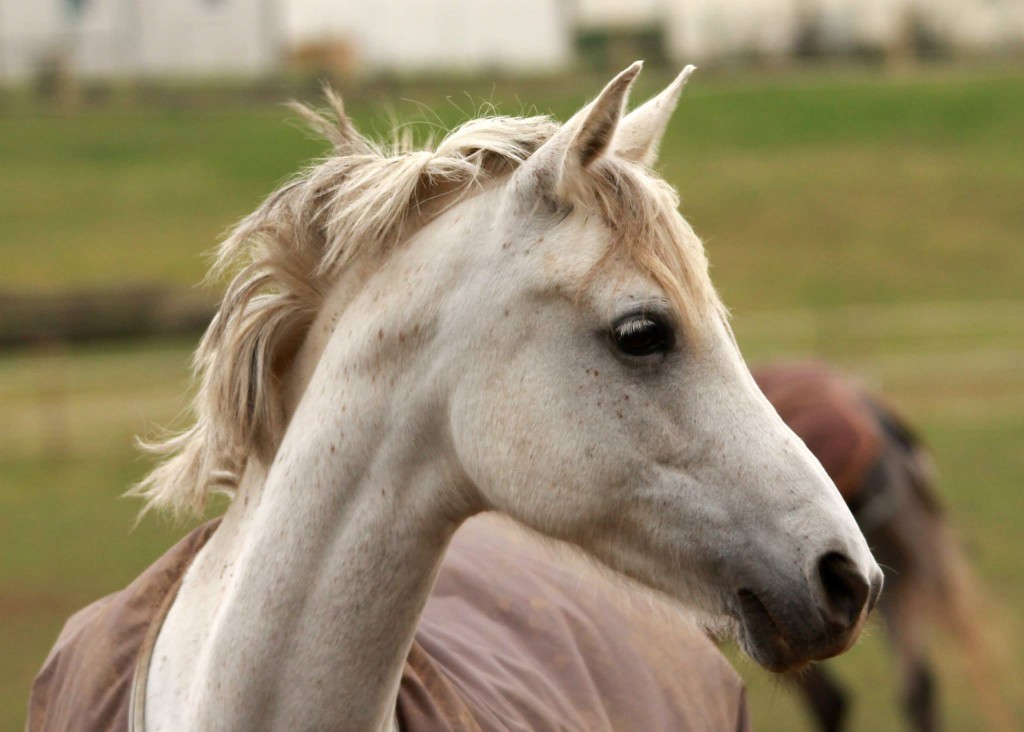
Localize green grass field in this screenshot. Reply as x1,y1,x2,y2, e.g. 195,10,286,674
2,65,1023,730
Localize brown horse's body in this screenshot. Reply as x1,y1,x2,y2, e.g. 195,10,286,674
755,361,1003,732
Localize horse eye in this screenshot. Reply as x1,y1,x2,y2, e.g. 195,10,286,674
612,316,673,357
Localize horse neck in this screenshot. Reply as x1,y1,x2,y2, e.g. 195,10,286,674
153,233,479,730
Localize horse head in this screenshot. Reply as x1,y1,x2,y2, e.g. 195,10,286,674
139,65,882,684
440,63,883,671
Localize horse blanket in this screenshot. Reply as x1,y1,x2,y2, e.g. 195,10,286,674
28,515,751,731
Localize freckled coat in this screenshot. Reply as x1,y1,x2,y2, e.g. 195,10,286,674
28,518,751,732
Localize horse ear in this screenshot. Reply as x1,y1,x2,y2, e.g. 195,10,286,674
613,65,695,167
516,61,642,197
565,61,643,170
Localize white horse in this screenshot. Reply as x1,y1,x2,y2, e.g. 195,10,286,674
134,63,882,730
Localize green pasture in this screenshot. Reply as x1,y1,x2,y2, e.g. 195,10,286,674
2,66,1023,730
4,65,1024,305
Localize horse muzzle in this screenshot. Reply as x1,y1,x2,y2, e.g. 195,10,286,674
734,550,884,672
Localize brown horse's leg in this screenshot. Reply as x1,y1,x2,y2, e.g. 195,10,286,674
902,659,939,732
883,589,940,732
790,664,848,732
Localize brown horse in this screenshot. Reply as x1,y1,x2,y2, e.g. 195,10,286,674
754,361,1009,732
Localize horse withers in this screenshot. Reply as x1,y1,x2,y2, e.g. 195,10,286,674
30,65,881,731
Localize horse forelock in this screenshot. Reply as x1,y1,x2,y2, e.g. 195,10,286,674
131,93,723,518
563,157,725,337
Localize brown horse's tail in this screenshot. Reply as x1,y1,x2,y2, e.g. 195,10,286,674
872,403,1014,732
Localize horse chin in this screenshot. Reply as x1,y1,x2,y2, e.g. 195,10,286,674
733,589,857,673
684,602,808,673
735,621,808,674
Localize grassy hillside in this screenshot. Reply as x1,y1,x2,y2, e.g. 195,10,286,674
3,67,1023,306
2,65,1022,730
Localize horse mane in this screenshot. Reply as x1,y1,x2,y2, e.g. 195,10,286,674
132,91,722,518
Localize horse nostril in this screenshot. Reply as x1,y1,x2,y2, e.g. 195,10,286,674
816,552,870,629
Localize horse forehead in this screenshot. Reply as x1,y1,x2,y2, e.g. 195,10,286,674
534,232,675,320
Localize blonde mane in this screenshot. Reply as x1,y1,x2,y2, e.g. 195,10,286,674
133,92,722,518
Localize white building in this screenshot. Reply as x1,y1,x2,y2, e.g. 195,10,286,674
0,0,279,81
666,0,801,61
0,0,570,81
283,0,571,74
574,0,1024,62
783,0,1024,55
1,0,1021,82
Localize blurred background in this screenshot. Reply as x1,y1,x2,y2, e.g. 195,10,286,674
1,1,1022,729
